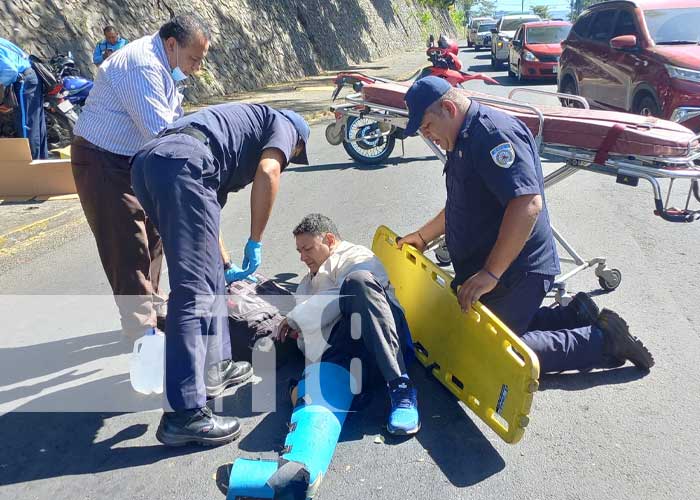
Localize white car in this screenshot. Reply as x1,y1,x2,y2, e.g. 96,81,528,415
491,14,541,68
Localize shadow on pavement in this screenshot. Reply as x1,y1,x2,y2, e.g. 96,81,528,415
538,365,649,391
0,329,127,388
0,394,200,486
287,155,438,174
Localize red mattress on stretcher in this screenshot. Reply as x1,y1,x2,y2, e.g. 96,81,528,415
361,82,698,159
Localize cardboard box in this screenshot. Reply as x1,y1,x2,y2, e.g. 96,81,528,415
0,138,76,197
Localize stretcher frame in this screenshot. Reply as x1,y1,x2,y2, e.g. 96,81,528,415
330,86,700,302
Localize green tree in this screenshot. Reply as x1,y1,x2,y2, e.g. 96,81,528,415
473,0,496,18
532,5,551,19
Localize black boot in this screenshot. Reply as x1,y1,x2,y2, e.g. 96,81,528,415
597,309,654,370
156,407,241,447
569,292,600,327
206,359,253,399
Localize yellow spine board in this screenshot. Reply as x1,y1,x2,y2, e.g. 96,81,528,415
372,226,540,444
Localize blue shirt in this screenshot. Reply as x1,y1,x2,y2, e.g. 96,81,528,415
0,38,31,87
444,101,560,288
146,103,299,206
93,37,128,65
74,33,183,156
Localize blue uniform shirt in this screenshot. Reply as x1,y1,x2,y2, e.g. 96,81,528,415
93,37,128,65
444,101,560,288
161,103,298,206
0,38,31,87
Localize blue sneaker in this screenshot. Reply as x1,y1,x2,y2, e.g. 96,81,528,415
387,377,420,435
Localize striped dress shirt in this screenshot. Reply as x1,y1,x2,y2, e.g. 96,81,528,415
74,33,183,156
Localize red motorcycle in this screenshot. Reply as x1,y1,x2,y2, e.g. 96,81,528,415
326,36,498,164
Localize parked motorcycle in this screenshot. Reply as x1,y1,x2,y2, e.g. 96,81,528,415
326,36,498,165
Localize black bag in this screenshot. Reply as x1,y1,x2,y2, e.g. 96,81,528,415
227,273,298,366
28,55,58,92
1,84,19,109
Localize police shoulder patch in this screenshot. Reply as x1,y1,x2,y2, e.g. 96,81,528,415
490,142,516,168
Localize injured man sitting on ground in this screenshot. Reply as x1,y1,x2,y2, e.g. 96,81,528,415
275,213,420,436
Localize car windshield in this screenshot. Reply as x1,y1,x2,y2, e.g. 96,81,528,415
644,8,700,44
501,17,540,31
478,23,496,32
526,26,571,44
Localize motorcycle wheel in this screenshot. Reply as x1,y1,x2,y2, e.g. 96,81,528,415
46,111,75,149
342,116,395,165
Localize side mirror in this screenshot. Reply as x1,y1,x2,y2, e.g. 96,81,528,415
610,35,637,50
490,28,498,34
427,35,435,48
512,40,522,48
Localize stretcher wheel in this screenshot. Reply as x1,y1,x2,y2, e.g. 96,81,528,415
598,268,622,292
434,245,452,267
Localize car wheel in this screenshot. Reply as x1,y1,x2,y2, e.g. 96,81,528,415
491,54,498,70
507,58,515,78
633,94,661,117
517,63,525,82
474,44,480,51
559,78,583,108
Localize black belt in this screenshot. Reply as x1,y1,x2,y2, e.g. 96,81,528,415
159,125,210,146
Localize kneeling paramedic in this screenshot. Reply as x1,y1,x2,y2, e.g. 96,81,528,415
277,213,420,435
131,103,310,446
398,77,654,375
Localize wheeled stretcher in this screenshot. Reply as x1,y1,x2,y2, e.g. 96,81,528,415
329,76,700,300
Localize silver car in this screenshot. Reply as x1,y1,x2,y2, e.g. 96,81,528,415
491,14,541,68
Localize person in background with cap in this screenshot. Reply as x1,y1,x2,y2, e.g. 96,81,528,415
397,76,654,376
130,103,310,447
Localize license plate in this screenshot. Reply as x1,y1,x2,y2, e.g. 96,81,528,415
57,100,73,112
553,65,558,74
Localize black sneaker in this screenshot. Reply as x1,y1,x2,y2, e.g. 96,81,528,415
206,359,253,399
597,309,655,370
569,292,600,327
156,407,241,447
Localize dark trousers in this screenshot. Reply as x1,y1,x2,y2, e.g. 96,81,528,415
131,135,231,411
321,270,410,387
71,136,164,338
481,273,604,373
13,68,47,159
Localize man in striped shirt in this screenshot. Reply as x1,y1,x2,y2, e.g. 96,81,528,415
71,15,209,342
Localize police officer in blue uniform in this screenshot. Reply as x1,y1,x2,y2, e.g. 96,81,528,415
398,77,654,375
131,103,310,446
0,38,48,159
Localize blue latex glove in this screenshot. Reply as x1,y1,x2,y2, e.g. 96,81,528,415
224,262,257,284
241,238,262,276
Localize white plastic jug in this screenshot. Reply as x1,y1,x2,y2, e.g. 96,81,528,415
129,329,164,395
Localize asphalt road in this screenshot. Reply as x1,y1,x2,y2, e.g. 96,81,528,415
1,47,699,500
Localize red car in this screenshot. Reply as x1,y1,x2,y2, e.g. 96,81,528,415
558,0,700,132
508,21,572,81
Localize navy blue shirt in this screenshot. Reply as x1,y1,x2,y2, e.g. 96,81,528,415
166,103,298,206
444,101,560,288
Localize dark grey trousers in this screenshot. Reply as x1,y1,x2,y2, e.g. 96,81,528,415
321,270,409,385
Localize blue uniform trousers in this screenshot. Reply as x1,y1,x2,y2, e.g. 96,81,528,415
13,68,48,159
480,273,605,373
131,135,231,411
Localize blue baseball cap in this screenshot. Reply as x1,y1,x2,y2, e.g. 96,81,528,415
404,76,452,136
279,109,310,164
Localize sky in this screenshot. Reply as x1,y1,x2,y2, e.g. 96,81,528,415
491,0,572,12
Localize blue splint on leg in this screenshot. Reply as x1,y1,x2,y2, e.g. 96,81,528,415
227,362,355,500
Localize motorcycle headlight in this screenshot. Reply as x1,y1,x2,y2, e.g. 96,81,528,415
665,64,700,83
523,50,538,62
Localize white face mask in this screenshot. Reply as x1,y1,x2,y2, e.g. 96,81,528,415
171,43,187,82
